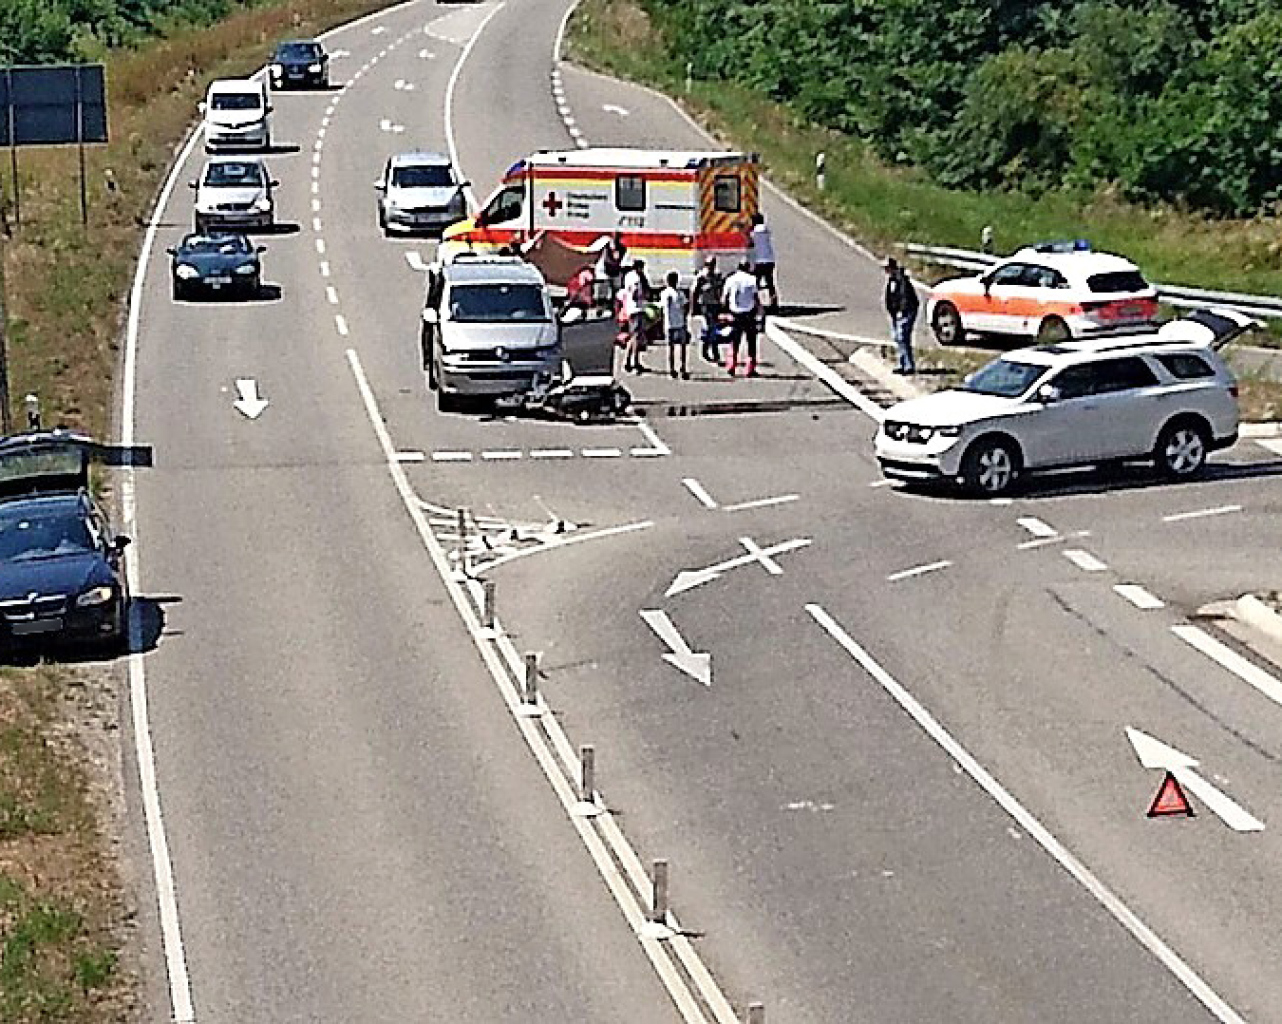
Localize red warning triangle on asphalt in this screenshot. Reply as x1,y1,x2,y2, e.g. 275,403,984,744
1147,771,1194,819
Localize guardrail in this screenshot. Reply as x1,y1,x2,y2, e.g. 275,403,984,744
902,243,1282,320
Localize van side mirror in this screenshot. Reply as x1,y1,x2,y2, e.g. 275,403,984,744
113,536,132,552
187,181,197,189
421,308,440,325
198,101,207,113
165,246,176,255
270,179,280,188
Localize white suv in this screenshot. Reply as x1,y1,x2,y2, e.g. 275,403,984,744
201,79,272,152
875,309,1251,496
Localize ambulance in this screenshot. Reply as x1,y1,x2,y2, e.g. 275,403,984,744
439,147,760,285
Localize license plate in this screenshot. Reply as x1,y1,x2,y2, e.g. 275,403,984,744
11,617,63,635
207,276,230,286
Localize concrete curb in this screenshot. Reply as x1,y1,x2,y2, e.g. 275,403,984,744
1241,422,1282,438
1234,595,1282,645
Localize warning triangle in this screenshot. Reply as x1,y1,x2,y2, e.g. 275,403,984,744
1147,771,1194,819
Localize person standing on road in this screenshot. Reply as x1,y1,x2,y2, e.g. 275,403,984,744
622,259,649,374
692,256,724,364
721,259,761,377
884,257,918,375
749,212,779,313
661,271,691,379
597,231,628,308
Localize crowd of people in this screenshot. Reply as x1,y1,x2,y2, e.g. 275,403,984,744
595,212,781,379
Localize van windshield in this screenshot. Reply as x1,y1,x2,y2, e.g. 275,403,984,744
449,284,548,322
392,165,453,188
961,358,1046,397
210,92,263,111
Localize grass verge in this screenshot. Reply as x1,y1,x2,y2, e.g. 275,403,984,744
0,1,402,1021
567,0,1282,421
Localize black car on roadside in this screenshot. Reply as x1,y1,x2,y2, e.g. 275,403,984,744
0,432,146,654
167,232,265,301
269,39,329,90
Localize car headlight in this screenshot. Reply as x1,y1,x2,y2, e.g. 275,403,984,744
935,426,963,437
233,263,257,275
270,63,283,75
253,196,271,212
308,62,322,73
76,585,114,608
175,264,200,280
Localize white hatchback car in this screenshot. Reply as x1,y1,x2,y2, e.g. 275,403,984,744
929,241,1158,345
875,309,1252,496
201,79,272,152
190,159,277,233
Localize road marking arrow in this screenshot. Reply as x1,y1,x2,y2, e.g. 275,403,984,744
232,379,268,419
1126,727,1264,832
666,537,810,597
640,609,710,686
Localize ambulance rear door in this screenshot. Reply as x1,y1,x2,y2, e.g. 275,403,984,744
697,156,756,268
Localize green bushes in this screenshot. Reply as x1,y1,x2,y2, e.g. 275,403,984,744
641,0,1282,216
0,0,267,64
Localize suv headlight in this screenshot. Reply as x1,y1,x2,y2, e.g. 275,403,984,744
270,63,283,75
253,196,271,212
233,263,257,275
308,62,322,73
175,264,200,280
76,585,114,608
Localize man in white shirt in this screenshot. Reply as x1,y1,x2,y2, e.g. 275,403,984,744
721,260,760,377
621,260,649,374
660,270,690,379
750,212,779,313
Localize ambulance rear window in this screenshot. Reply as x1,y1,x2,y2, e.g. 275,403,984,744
616,175,646,212
713,175,740,213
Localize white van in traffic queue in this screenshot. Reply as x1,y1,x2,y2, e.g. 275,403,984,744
201,79,273,153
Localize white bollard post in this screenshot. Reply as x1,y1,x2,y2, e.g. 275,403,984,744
815,151,826,192
517,652,543,717
24,393,39,431
685,61,693,94
482,578,496,630
573,743,602,817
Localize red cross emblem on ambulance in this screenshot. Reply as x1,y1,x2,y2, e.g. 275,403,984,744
541,192,564,217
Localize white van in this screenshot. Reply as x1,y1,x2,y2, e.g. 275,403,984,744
201,79,272,152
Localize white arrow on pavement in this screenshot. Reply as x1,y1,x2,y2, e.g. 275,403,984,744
666,537,811,597
1126,727,1264,832
393,79,416,91
232,378,269,419
379,118,406,133
641,609,710,686
603,103,630,117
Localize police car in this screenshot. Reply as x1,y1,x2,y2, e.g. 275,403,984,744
929,241,1158,346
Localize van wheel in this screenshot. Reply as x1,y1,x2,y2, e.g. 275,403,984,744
932,302,963,345
960,437,1020,497
437,390,461,414
1155,419,1209,480
424,337,438,389
1036,316,1071,344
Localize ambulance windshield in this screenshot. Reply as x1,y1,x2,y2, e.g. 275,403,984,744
449,283,549,322
480,185,524,225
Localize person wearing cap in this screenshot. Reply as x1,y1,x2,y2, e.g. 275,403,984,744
721,259,761,377
691,256,725,364
884,257,918,375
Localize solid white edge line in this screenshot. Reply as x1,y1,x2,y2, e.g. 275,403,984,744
344,348,712,1024
721,493,799,513
681,477,718,510
1113,584,1165,610
885,559,951,582
478,520,654,574
120,4,427,1019
444,0,507,212
627,414,671,455
1171,624,1282,710
763,318,884,422
1162,504,1243,523
806,604,1246,1024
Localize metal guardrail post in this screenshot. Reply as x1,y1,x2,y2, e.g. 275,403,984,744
651,858,669,923
746,1004,765,1024
815,151,825,192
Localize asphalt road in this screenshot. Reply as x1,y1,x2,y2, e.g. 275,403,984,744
122,0,1282,1021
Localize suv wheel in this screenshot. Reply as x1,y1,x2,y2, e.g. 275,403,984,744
1155,419,1209,479
932,302,963,345
961,437,1020,497
1036,316,1071,344
424,334,438,389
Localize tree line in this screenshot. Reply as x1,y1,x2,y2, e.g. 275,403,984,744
0,0,254,64
643,0,1282,216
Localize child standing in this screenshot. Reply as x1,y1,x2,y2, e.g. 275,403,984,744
661,271,691,380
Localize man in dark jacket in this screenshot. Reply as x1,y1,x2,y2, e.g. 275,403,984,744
884,257,919,374
692,257,725,363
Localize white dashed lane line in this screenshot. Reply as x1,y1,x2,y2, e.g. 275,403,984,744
1063,549,1108,572
1017,516,1058,539
334,314,349,337
326,286,339,305
1113,584,1165,610
1163,504,1242,523
314,238,325,254
886,560,952,582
